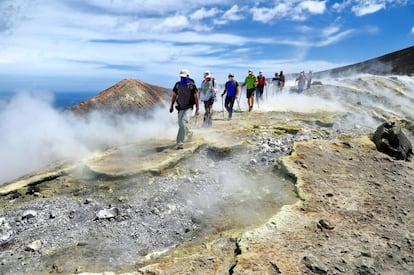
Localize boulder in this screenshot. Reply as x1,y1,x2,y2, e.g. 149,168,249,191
372,121,412,160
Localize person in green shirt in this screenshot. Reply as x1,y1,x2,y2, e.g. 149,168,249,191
241,70,258,112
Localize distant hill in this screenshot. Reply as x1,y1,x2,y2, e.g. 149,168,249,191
317,45,414,77
66,78,171,115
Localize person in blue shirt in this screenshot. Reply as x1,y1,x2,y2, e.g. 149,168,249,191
221,73,240,120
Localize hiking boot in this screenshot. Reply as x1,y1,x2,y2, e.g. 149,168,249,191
176,143,184,150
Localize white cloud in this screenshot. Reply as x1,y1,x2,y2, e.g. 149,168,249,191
214,4,244,25
316,29,355,46
351,1,385,16
152,15,190,32
222,5,244,21
252,1,326,23
298,1,327,14
190,7,220,21
334,0,410,16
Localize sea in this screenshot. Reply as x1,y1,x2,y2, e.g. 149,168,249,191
0,91,97,111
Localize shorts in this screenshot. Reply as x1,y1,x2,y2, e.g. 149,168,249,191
247,88,255,98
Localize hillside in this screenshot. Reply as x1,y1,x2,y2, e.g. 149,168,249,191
317,45,414,77
66,78,171,115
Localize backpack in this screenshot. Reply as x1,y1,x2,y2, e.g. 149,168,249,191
257,75,265,85
174,81,196,110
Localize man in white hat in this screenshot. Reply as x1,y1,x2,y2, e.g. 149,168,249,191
170,69,200,149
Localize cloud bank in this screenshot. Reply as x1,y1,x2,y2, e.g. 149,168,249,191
0,0,412,92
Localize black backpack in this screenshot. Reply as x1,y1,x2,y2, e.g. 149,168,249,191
174,81,196,110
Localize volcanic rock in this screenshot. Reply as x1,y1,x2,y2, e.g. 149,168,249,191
372,121,412,160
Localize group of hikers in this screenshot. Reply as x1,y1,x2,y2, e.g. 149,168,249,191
295,70,313,93
169,68,311,149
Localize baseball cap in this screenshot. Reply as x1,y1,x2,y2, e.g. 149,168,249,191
179,69,189,77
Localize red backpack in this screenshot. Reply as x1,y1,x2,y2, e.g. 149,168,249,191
257,75,265,85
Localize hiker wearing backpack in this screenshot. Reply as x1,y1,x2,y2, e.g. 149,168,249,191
242,70,258,112
256,71,267,103
295,71,306,93
199,70,217,127
221,73,239,120
170,69,200,150
278,71,285,92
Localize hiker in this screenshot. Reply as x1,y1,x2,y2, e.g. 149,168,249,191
295,71,306,93
278,71,285,92
307,70,313,89
242,70,257,112
199,70,217,127
221,73,239,120
256,71,267,103
170,69,200,150
272,72,280,94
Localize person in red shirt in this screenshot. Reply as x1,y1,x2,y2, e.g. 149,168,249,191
256,71,267,104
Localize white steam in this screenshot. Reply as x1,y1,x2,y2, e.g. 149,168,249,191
0,92,176,185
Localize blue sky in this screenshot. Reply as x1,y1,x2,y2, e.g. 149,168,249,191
0,0,413,93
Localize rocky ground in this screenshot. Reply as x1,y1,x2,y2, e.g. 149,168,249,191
1,75,414,274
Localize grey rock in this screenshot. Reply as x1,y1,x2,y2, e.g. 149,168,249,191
25,240,42,252
372,121,412,160
318,219,335,230
303,254,328,274
96,207,120,219
22,210,37,219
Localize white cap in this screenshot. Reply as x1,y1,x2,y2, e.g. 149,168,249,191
179,69,189,77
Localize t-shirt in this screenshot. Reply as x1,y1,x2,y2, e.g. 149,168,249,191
244,75,257,89
225,80,239,97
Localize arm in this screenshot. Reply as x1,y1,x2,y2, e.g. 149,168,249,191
170,92,177,113
221,81,227,97
193,91,200,115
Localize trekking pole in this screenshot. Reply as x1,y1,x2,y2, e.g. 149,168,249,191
237,87,243,112
221,94,225,119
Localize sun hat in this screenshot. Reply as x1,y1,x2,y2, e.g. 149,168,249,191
228,73,234,77
179,69,189,77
